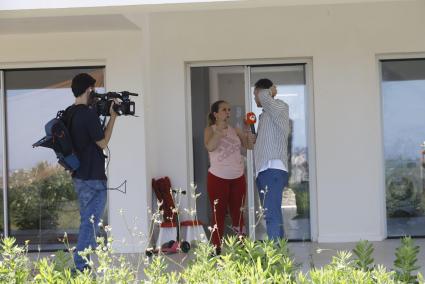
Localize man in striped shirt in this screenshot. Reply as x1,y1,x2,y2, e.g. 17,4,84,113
253,78,290,241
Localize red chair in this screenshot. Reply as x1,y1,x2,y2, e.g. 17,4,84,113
148,177,190,256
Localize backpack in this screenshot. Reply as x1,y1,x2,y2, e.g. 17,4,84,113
33,105,81,172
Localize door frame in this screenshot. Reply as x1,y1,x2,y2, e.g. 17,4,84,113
0,62,106,241
377,53,425,239
185,58,318,241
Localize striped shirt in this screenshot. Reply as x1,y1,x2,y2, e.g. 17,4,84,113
253,90,290,176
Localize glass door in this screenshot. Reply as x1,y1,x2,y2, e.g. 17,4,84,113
381,59,425,237
190,66,247,240
3,67,105,250
190,63,313,242
249,65,311,240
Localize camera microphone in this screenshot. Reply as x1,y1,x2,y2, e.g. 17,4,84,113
89,90,138,116
246,112,256,134
121,91,138,97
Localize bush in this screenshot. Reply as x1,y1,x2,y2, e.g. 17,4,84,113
178,237,297,283
394,236,421,283
353,240,374,271
385,160,424,218
8,162,76,230
292,181,310,218
0,226,423,283
0,237,30,283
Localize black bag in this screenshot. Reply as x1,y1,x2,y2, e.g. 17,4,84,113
33,105,80,172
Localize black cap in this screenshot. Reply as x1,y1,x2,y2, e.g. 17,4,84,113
71,73,96,97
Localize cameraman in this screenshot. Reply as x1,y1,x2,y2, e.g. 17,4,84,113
68,73,117,272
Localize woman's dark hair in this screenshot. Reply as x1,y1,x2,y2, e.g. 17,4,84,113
254,78,273,89
207,100,226,126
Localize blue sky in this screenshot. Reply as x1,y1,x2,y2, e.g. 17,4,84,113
382,80,425,160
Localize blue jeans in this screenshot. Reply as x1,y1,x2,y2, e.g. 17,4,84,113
73,179,107,271
256,169,288,241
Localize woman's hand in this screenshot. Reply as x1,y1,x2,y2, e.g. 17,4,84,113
205,125,225,152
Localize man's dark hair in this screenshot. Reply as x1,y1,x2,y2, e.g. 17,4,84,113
71,73,96,97
254,78,273,89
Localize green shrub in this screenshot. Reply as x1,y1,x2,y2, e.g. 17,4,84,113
353,240,375,271
0,237,30,283
0,223,423,283
292,181,310,218
394,236,420,283
8,162,76,230
177,236,297,283
299,264,398,284
385,160,424,218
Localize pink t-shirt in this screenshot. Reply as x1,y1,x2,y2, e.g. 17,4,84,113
208,125,244,179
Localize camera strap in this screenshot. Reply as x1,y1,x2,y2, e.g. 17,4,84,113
81,179,127,194
108,180,127,194
65,105,81,131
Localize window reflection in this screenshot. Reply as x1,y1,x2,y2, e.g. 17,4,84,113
382,59,425,237
251,65,311,240
4,67,105,250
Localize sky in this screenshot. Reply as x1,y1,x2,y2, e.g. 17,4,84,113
2,87,104,172
382,80,425,160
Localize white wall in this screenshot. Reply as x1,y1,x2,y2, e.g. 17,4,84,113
0,31,149,252
2,0,425,248
146,0,425,242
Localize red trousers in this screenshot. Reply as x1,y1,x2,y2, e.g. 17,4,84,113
207,172,246,248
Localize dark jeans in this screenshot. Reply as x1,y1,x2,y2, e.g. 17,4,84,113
73,179,107,271
256,169,288,241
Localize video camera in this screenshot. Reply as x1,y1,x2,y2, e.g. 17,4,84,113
90,91,138,116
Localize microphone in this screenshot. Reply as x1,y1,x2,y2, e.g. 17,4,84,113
246,112,256,134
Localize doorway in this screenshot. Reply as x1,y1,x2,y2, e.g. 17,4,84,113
189,61,315,241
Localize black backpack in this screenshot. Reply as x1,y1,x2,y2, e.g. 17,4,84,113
33,105,81,172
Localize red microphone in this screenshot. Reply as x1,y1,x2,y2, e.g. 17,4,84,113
246,112,257,134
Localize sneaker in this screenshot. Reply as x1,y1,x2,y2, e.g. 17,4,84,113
214,246,222,256
70,268,78,277
208,246,222,258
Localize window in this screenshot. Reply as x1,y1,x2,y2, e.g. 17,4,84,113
1,67,105,250
381,59,425,237
190,63,313,241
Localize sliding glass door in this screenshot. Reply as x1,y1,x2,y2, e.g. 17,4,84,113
190,66,248,239
381,59,425,237
249,65,311,240
190,62,314,241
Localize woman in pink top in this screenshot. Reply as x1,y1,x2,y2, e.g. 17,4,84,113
204,100,253,254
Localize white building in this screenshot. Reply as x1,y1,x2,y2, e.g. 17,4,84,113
1,0,425,253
